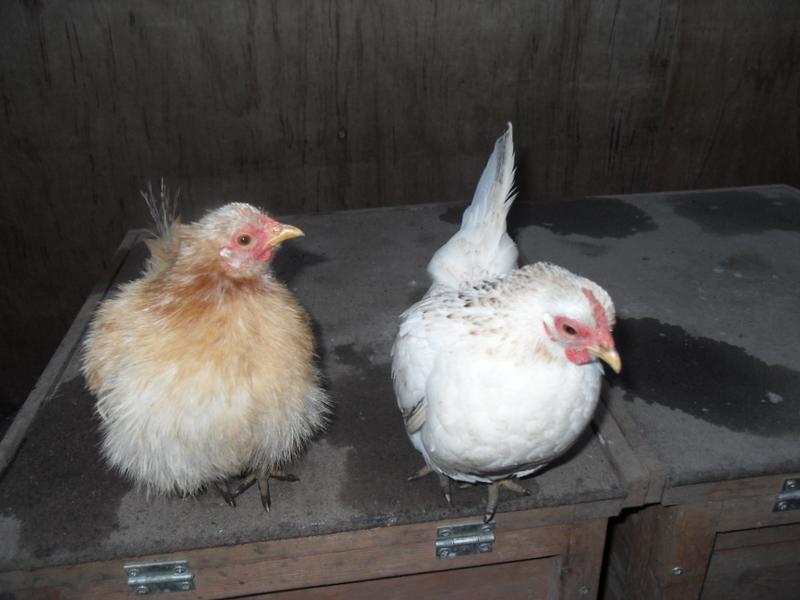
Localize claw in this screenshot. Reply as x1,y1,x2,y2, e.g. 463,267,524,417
407,464,454,506
484,482,500,523
438,474,453,505
257,474,271,512
215,469,298,511
214,481,237,507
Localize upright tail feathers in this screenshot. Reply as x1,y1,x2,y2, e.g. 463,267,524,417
141,179,181,277
427,123,519,288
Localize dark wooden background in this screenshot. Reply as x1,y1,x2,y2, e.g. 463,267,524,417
1,0,799,425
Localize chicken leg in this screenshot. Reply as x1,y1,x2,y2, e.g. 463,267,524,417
408,464,453,505
216,469,299,511
483,478,535,523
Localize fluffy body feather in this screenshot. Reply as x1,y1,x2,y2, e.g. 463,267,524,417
392,124,619,498
82,201,328,496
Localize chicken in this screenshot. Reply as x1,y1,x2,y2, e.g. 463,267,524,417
391,125,621,522
81,185,329,511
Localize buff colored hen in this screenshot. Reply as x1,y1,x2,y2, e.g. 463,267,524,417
82,187,329,510
392,125,620,521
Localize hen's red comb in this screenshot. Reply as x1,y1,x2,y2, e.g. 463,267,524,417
582,288,609,331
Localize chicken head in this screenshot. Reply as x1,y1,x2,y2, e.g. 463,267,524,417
543,287,621,373
182,203,304,279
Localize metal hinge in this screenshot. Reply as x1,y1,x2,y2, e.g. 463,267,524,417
774,479,800,512
124,559,195,595
435,522,495,558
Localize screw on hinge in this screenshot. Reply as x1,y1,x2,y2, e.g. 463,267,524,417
435,522,495,559
579,585,590,595
773,479,800,512
125,559,194,594
672,566,685,576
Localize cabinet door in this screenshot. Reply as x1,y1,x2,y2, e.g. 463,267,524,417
701,524,800,600
263,557,560,600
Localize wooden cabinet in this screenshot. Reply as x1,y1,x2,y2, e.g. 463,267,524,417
604,475,800,600
3,185,799,598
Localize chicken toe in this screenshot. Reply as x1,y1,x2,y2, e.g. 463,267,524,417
500,479,531,496
407,464,454,505
257,474,271,512
407,463,433,481
438,473,453,505
269,469,300,482
218,469,301,511
214,481,238,507
484,482,500,523
483,478,537,521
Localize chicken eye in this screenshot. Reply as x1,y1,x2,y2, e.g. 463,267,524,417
237,234,252,246
562,324,577,336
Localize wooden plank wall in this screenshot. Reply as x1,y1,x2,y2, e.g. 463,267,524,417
1,0,798,420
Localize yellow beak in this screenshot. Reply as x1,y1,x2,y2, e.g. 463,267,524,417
266,224,304,247
587,346,622,373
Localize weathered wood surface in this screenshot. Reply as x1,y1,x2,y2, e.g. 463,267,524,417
593,395,661,507
662,472,800,507
0,204,626,578
595,186,800,492
3,0,799,422
0,231,142,476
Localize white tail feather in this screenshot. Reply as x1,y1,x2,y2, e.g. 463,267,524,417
427,123,519,288
141,179,179,239
140,179,181,277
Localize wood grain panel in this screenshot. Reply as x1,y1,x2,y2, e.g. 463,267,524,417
702,525,800,600
649,0,800,191
0,0,682,416
255,558,557,600
2,0,798,429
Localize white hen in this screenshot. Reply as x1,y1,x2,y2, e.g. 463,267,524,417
391,124,621,521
